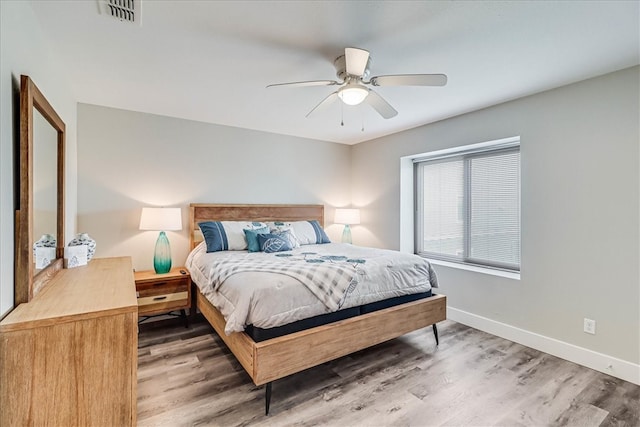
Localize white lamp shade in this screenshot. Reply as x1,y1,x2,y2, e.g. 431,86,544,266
334,208,361,225
139,207,182,231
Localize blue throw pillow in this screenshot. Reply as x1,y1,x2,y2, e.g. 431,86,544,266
199,221,228,252
309,220,331,244
258,233,293,253
244,227,270,252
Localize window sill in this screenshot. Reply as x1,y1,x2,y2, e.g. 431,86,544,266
425,258,521,280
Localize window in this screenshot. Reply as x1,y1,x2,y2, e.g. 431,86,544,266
415,139,520,271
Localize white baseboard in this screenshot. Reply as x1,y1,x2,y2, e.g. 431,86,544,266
447,306,640,385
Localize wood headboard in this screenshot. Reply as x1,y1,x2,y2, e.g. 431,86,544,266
189,203,325,250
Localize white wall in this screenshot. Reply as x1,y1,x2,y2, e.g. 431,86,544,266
0,1,78,318
351,67,640,368
76,104,351,272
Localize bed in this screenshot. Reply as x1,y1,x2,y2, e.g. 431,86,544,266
187,203,447,414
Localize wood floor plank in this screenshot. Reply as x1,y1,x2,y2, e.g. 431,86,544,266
488,357,598,426
552,403,609,427
137,318,640,426
561,375,640,427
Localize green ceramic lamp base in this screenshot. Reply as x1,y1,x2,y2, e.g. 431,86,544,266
341,224,352,244
153,231,172,274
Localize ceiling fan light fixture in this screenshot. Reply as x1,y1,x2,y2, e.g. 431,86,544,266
338,85,369,106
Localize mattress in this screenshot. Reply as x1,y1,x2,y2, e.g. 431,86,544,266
245,290,433,342
186,242,438,335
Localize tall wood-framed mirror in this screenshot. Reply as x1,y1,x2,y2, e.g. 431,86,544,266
15,75,65,304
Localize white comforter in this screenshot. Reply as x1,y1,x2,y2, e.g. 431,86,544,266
186,242,438,335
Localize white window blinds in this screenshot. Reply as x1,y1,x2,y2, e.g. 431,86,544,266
415,140,520,271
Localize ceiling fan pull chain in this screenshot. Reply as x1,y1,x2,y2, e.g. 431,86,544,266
341,101,344,126
361,109,365,132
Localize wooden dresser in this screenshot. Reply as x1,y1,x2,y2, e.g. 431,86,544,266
0,257,138,426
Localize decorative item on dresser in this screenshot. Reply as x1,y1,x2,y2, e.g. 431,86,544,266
33,233,57,269
67,232,97,260
334,208,360,244
135,267,191,327
0,257,138,426
139,207,183,274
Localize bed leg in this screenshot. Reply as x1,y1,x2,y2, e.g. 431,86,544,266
181,309,189,328
432,324,439,346
265,382,272,415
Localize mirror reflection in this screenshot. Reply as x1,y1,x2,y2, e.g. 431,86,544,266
32,109,58,273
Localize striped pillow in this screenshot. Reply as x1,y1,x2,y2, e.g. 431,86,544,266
199,221,267,252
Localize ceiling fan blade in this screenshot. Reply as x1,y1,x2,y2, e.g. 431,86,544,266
369,74,448,87
364,89,398,119
306,92,339,118
267,80,339,88
345,47,370,77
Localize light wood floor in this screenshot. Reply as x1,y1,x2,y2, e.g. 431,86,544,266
137,318,639,426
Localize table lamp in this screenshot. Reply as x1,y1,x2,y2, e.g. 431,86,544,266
334,208,360,244
139,207,182,274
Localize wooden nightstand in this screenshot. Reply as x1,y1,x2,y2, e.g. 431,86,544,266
134,267,191,327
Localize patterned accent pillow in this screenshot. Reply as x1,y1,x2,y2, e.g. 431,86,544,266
199,221,266,252
266,220,330,246
268,222,300,248
258,233,293,253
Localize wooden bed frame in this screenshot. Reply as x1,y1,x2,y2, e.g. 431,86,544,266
189,203,447,414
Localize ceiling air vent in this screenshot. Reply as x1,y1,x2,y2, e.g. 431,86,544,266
98,0,141,25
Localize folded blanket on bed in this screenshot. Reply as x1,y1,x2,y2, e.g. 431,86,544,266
207,256,358,311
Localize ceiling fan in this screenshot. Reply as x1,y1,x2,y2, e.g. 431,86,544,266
267,47,447,119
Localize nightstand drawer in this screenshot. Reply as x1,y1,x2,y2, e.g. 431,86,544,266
138,291,188,307
136,277,189,297
137,290,189,316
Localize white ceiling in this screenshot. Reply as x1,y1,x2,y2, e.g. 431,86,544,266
29,1,639,145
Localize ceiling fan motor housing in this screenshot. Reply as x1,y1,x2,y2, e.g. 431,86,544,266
334,54,371,81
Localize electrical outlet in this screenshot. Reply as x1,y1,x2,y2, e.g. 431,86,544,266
584,318,596,334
